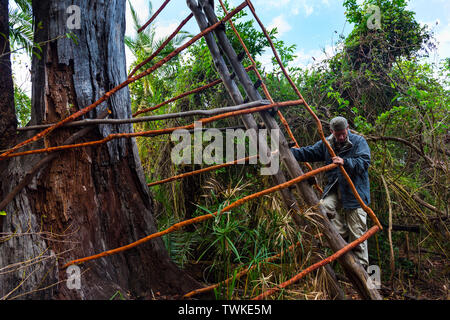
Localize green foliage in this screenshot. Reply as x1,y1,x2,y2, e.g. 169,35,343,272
7,0,45,58
190,183,301,299
109,290,126,300
129,0,448,299
126,0,189,116
377,59,449,138
14,84,31,126
8,0,33,53
343,0,433,69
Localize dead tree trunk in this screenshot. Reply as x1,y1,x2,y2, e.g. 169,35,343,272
0,0,199,299
191,0,381,299
0,0,17,150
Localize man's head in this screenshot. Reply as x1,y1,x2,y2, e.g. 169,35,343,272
330,116,349,143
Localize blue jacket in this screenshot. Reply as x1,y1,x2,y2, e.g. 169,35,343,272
290,131,371,209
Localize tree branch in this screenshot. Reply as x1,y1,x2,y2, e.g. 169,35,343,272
17,100,270,131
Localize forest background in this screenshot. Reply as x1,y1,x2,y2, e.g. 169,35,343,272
5,0,449,299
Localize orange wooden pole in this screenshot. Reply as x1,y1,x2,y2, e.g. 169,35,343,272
134,78,222,117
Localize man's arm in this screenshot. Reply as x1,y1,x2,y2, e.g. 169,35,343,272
290,140,325,163
343,137,371,175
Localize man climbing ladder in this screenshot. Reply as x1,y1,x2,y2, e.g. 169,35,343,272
290,116,371,268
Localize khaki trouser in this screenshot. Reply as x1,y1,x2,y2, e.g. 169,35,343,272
320,189,369,267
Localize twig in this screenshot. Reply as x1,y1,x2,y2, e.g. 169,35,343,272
411,194,446,216
381,174,395,283
8,267,91,300
183,241,301,298
380,223,420,233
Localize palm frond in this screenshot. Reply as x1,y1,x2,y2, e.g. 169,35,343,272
127,0,142,32
147,0,153,17
12,0,32,14
8,6,34,56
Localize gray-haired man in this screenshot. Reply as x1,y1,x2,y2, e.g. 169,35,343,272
290,116,371,268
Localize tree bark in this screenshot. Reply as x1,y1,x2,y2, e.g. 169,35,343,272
0,0,17,150
0,0,199,299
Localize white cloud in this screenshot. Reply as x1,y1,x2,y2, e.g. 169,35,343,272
126,0,150,36
153,21,180,41
435,21,450,59
290,49,313,69
253,0,337,17
268,15,292,36
258,50,274,70
303,4,314,17
125,0,181,70
258,0,292,8
125,47,135,71
11,53,32,96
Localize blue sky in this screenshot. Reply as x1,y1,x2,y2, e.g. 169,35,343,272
125,0,450,70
